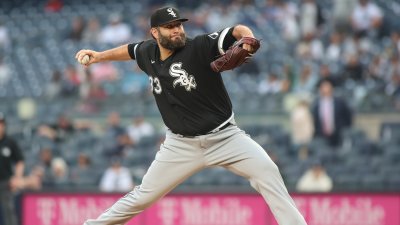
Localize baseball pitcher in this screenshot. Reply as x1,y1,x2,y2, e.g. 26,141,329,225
76,6,307,225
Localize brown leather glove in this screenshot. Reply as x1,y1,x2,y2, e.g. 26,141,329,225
210,37,261,73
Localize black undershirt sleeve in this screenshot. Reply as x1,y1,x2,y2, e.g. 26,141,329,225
222,27,237,52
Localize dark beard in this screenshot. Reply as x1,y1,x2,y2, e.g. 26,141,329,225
158,32,186,50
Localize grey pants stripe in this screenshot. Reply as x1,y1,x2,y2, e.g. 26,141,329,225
84,125,307,225
0,181,18,225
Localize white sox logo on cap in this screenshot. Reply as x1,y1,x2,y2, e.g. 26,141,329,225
150,7,188,27
167,8,177,18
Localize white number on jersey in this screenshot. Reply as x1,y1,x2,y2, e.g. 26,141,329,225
149,76,162,94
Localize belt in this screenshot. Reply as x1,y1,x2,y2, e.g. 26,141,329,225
173,122,232,138
206,122,232,134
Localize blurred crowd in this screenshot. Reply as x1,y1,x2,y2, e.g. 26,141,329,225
1,0,399,111
11,112,158,192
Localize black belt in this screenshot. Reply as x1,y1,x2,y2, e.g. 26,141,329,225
173,122,232,138
206,122,232,134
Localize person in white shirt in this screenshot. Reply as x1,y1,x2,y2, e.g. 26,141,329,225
0,22,10,51
127,116,155,144
296,161,333,192
0,56,10,85
99,14,132,45
258,73,284,95
299,0,318,36
290,95,314,146
99,157,134,192
351,0,382,36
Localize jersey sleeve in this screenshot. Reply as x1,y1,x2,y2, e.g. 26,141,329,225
194,27,236,62
127,40,155,74
127,42,143,60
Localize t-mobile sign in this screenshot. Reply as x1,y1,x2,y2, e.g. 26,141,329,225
23,194,143,225
23,193,400,225
145,195,268,225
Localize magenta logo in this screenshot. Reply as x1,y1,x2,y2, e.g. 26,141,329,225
23,194,399,225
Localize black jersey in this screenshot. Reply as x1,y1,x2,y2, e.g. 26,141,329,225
0,136,24,181
128,27,237,136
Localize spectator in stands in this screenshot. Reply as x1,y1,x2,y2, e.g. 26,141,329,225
260,0,279,21
351,0,383,37
258,72,285,95
133,15,152,40
296,160,333,192
282,64,296,91
90,61,118,84
389,31,400,56
318,64,341,87
290,95,314,147
103,112,133,157
82,17,101,43
311,79,353,147
99,157,134,192
99,14,132,45
299,0,324,37
367,55,386,82
343,53,365,82
0,21,10,52
62,64,81,96
37,125,58,142
50,157,69,187
387,55,400,82
105,112,125,138
36,115,74,142
44,0,63,13
205,5,239,32
292,64,318,95
127,116,155,145
325,32,344,64
296,32,324,61
343,32,372,58
50,114,76,141
385,72,400,101
87,82,107,100
67,16,85,42
78,70,107,113
333,0,357,33
0,55,10,85
44,70,63,99
33,147,70,189
70,153,97,187
393,86,400,111
34,148,54,187
275,0,300,42
37,115,90,143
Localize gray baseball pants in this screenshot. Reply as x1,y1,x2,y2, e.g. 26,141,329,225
84,123,307,225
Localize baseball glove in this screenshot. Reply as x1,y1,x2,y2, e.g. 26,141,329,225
210,37,261,73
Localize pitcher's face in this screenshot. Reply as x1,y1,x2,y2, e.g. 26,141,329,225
153,21,186,50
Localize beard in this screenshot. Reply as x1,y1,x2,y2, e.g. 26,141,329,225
158,31,186,50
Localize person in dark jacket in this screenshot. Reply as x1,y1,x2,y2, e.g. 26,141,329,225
311,79,353,146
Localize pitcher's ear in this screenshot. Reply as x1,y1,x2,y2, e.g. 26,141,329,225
150,28,158,40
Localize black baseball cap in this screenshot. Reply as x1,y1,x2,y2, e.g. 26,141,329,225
150,7,188,27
